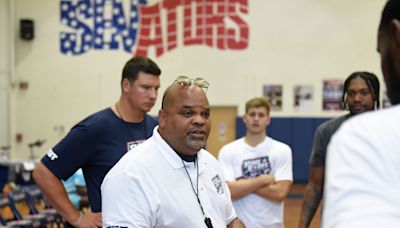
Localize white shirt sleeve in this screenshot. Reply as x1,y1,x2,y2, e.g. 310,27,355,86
102,172,158,228
223,178,238,225
218,146,237,181
273,145,293,181
323,118,400,228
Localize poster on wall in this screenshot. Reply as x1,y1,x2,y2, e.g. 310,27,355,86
263,85,283,111
322,79,343,111
293,85,313,111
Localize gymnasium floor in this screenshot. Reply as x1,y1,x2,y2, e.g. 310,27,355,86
284,183,322,228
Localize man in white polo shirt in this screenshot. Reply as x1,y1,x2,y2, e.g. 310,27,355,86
101,76,244,228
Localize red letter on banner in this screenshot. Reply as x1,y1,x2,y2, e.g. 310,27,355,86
227,0,248,49
204,0,226,49
183,0,205,46
135,3,164,57
163,0,181,51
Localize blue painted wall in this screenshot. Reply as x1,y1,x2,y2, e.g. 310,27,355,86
236,117,330,182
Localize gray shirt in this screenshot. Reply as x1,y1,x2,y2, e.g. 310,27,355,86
309,114,350,166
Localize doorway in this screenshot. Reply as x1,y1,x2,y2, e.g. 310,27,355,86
206,106,237,158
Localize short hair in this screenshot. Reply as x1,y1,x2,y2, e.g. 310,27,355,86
379,0,400,32
245,97,270,115
121,56,161,82
341,71,380,110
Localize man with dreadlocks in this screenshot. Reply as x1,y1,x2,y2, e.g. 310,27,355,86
299,71,380,228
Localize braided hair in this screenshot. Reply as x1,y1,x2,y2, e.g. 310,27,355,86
341,71,380,110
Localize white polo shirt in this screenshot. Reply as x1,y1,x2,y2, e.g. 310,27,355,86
102,127,237,228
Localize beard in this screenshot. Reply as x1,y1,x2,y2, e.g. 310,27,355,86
185,136,206,151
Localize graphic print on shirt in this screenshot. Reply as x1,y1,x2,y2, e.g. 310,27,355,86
46,149,59,161
212,174,224,194
242,156,271,178
127,140,145,151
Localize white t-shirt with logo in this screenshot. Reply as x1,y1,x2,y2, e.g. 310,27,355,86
102,127,237,228
218,137,293,228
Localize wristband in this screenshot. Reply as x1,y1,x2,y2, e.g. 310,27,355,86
75,211,83,227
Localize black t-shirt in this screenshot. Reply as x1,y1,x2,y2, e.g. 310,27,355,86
41,108,157,212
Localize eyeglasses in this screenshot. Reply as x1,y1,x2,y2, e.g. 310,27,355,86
174,75,209,92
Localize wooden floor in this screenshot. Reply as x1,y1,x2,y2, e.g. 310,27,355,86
284,183,322,228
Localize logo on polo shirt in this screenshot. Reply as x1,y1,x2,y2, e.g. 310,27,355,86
212,174,224,194
46,149,59,161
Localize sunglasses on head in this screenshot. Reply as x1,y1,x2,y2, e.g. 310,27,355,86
161,76,210,109
174,75,209,92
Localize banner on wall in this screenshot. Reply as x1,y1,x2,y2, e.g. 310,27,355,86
60,0,249,57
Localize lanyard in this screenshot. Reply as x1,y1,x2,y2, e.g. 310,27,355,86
181,158,213,228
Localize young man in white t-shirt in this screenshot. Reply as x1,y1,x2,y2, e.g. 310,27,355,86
219,97,293,228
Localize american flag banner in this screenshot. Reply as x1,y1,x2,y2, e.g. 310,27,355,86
60,0,249,57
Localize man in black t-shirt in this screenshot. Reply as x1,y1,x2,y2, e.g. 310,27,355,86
32,56,161,227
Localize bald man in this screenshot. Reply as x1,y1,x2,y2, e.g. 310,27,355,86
101,76,244,228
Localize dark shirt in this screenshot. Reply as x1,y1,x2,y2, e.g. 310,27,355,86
309,114,350,166
41,108,157,212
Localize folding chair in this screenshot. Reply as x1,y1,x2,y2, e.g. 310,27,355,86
23,185,64,226
7,190,47,227
0,193,36,227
